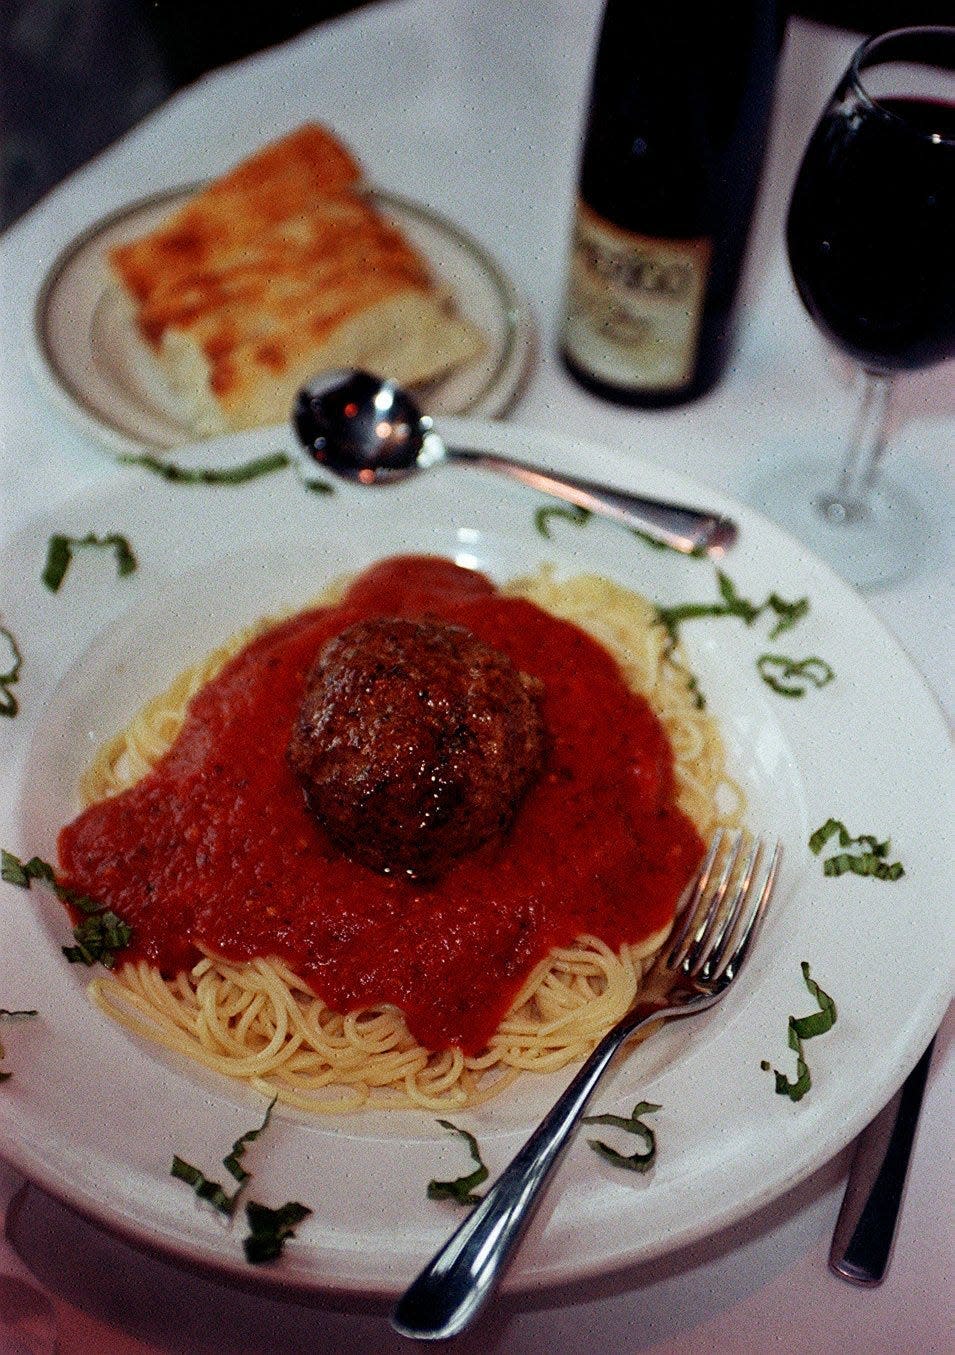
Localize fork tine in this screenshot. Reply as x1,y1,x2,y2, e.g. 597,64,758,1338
674,829,743,973
696,836,762,979
713,839,781,984
665,829,727,967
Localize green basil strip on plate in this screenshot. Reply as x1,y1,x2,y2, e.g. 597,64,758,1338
763,961,837,1102
170,1156,237,1215
118,450,292,485
172,1097,280,1214
757,653,834,697
808,818,904,881
582,1099,661,1172
172,1099,311,1265
534,503,592,539
223,1097,277,1184
658,571,809,644
43,532,137,593
2,849,132,967
242,1200,312,1264
1,849,104,916
427,1120,489,1205
62,911,133,968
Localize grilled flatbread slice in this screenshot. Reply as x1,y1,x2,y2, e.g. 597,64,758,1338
108,124,485,434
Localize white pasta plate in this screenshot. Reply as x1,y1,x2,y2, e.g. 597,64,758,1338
30,187,533,457
0,418,951,1300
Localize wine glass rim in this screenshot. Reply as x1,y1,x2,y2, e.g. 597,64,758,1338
848,25,955,144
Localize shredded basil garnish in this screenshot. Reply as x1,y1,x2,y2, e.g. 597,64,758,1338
117,450,334,495
0,625,22,718
1,851,54,890
42,532,137,593
1,849,132,967
656,572,809,707
823,852,905,881
658,571,809,644
299,474,335,495
534,503,591,538
582,1099,661,1172
118,450,292,485
172,1096,278,1214
170,1156,237,1214
427,1120,489,1205
757,653,834,697
763,961,837,1101
172,1099,310,1263
242,1200,312,1264
532,503,705,556
62,911,133,968
223,1097,276,1184
808,818,904,881
531,506,711,705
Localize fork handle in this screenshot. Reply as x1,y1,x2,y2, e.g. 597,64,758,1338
391,998,686,1341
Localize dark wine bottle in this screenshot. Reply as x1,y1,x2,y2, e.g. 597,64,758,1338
561,4,780,407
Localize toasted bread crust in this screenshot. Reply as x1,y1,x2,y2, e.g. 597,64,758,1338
108,124,483,432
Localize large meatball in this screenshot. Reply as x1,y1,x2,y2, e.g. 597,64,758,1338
287,616,545,878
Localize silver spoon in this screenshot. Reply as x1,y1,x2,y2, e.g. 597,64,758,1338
293,371,737,556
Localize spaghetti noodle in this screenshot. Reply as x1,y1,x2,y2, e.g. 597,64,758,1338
72,563,740,1112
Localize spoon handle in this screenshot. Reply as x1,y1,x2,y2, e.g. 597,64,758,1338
446,447,737,556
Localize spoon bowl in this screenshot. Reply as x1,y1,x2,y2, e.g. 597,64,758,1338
294,370,433,483
294,369,737,555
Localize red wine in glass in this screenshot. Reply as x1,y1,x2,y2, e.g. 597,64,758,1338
751,27,955,589
787,95,955,374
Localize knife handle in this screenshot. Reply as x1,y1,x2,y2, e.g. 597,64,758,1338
828,1035,936,1286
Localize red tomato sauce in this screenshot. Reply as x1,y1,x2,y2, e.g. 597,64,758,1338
58,556,703,1054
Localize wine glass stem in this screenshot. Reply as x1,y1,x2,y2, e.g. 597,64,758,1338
818,370,893,524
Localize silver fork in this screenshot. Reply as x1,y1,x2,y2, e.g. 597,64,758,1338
391,829,781,1341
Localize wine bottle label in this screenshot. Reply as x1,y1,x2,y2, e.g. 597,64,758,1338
563,201,712,391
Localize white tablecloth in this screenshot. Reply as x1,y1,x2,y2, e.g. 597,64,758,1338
1,3,952,1352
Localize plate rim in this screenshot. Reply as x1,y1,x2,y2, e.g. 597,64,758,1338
30,185,535,458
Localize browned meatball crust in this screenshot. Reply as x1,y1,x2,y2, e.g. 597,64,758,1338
287,616,545,877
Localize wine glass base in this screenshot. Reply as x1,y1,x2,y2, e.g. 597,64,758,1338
744,456,932,591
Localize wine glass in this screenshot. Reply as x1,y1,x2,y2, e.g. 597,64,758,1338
749,27,955,589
